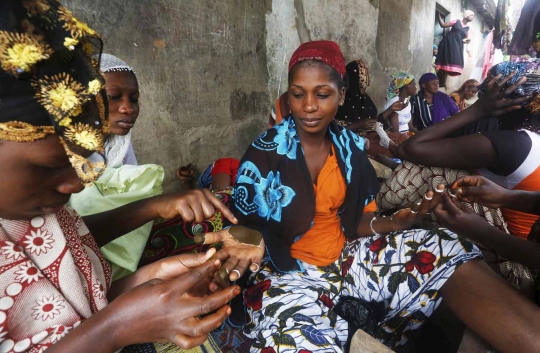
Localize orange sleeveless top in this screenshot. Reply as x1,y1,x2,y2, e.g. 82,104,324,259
479,130,540,239
501,165,540,239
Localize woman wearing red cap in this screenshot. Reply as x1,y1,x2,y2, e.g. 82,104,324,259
201,41,540,352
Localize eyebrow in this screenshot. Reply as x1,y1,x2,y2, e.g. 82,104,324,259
290,84,333,89
105,85,138,91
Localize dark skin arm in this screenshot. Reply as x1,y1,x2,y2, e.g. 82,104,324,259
357,189,443,237
394,73,530,169
389,112,399,133
212,172,232,190
438,13,454,28
435,193,540,270
408,119,418,133
83,189,237,247
45,253,240,352
452,175,540,214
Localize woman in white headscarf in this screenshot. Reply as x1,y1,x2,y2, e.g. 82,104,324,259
70,54,164,280
100,53,139,166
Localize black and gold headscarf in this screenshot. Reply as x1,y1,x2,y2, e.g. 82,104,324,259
335,60,379,126
0,0,108,185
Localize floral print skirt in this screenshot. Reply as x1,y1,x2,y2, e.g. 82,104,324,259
243,228,482,352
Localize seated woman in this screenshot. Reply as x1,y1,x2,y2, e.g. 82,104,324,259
448,78,500,135
0,2,239,351
410,73,459,131
383,72,417,135
99,54,139,166
449,79,479,111
334,59,409,157
389,61,540,240
200,40,540,352
69,54,164,280
177,157,240,191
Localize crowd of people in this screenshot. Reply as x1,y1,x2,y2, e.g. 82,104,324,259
1,1,540,353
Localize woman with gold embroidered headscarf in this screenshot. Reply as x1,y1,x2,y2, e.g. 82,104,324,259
335,60,410,157
0,1,240,351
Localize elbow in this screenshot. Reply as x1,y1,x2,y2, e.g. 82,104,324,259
394,139,422,163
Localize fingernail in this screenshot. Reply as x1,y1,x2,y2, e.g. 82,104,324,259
205,248,216,259
233,287,241,296
424,194,433,201
435,185,445,193
194,235,205,244
217,270,228,281
451,188,461,195
226,307,232,315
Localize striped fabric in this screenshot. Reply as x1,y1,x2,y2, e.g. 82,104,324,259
410,93,433,131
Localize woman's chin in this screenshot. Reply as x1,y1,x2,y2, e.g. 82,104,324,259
110,127,132,136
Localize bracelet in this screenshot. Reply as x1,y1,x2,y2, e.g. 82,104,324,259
370,216,381,236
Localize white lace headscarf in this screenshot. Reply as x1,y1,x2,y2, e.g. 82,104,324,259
100,54,138,167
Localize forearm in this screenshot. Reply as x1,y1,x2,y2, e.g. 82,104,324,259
357,213,399,238
389,114,399,133
501,190,540,215
380,107,394,121
394,105,490,164
212,173,232,190
460,222,540,271
108,271,145,301
437,14,445,27
45,306,122,353
400,105,482,144
83,196,160,247
408,120,418,134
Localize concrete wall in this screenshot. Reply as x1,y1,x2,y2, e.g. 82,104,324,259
63,0,488,191
63,0,271,192
265,0,488,110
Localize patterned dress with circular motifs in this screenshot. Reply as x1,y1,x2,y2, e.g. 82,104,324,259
0,207,111,352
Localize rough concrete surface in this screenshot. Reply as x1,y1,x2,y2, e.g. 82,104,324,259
63,0,489,191
265,0,487,110
63,0,270,192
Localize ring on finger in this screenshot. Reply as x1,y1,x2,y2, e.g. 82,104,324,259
232,269,241,278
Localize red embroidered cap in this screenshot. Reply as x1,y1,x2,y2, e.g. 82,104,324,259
288,40,346,78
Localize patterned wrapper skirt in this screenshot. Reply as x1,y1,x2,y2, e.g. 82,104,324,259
243,228,481,352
